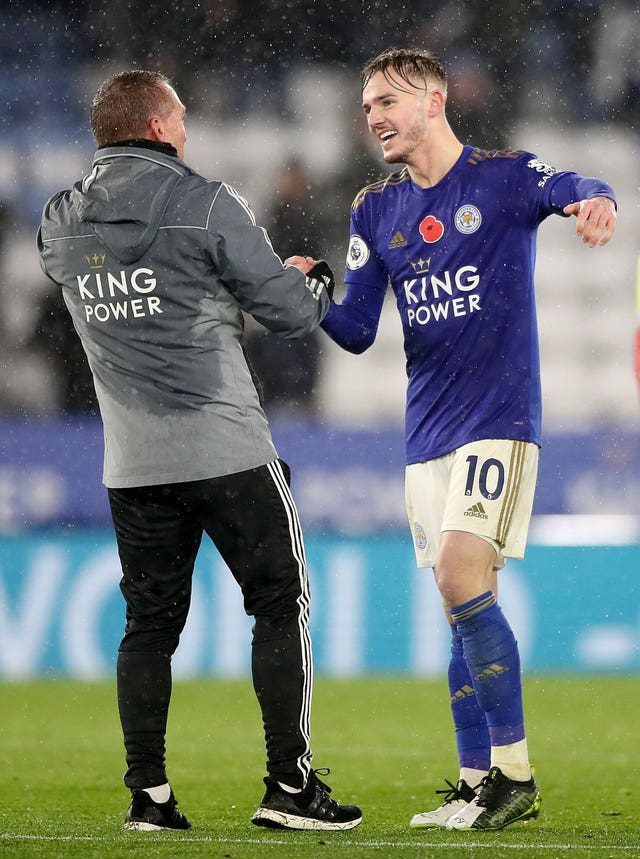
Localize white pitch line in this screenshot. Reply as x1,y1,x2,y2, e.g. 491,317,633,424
0,834,637,850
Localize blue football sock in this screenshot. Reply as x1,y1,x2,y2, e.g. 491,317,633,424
448,625,491,773
451,591,525,747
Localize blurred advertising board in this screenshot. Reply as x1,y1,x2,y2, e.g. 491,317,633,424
0,530,638,678
1,417,639,531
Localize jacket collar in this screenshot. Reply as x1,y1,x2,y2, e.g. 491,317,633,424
97,139,178,157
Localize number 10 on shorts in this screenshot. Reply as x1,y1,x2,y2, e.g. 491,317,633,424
464,455,505,500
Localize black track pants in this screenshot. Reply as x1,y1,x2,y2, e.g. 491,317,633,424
109,460,313,790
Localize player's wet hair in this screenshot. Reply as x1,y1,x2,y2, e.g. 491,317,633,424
361,47,447,95
91,70,174,146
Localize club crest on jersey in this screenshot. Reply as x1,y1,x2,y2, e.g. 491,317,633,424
413,521,427,550
346,234,370,270
419,215,445,244
454,204,482,235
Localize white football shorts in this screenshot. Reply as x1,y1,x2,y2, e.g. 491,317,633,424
405,439,539,570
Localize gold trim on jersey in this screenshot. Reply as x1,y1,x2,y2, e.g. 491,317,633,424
351,168,411,211
352,150,527,211
496,440,527,545
466,148,526,165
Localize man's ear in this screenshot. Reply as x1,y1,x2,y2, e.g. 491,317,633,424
427,89,446,118
148,115,165,142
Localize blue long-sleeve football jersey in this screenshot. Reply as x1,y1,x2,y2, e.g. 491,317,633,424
321,145,615,464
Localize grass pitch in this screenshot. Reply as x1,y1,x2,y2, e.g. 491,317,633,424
0,676,638,858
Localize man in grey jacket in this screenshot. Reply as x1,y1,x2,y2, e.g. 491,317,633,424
37,70,362,833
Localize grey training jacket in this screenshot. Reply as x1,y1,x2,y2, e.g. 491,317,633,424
37,144,330,487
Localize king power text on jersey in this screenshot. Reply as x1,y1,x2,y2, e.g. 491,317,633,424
402,264,481,327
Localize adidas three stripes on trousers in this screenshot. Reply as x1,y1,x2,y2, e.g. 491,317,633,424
108,459,314,790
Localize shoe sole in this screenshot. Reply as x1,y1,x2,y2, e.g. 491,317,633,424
123,820,190,832
252,808,362,831
123,821,166,831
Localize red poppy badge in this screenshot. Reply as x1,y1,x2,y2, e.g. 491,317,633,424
419,215,445,243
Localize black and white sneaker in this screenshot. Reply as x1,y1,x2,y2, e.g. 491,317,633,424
410,778,478,828
446,766,541,830
123,788,191,831
251,769,362,831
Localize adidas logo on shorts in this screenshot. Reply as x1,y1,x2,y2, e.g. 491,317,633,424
464,502,488,519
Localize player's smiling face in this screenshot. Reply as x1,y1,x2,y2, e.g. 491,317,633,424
362,70,430,165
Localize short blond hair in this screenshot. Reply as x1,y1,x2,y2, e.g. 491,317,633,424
361,47,447,94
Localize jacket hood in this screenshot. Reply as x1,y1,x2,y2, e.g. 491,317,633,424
71,147,187,265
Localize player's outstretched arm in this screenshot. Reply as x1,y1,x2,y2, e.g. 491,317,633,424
285,256,384,354
562,196,617,248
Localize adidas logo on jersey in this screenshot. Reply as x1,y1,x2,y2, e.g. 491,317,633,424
464,502,488,519
388,231,408,248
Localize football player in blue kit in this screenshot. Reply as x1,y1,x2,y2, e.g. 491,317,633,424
287,47,616,831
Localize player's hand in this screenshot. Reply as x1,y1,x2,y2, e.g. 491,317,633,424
285,255,316,274
563,196,616,248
